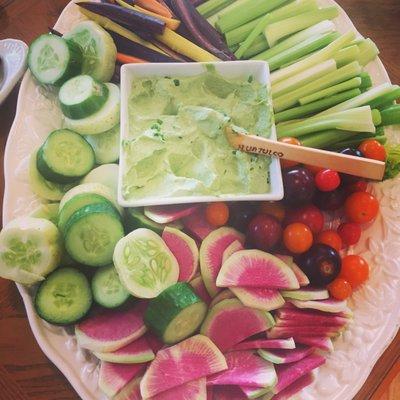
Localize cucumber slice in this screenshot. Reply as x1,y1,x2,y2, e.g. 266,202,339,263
91,264,130,308
113,228,179,299
64,203,124,267
30,203,60,225
0,217,62,284
64,83,120,135
28,34,82,86
81,164,119,195
37,129,95,183
59,75,109,119
84,124,120,164
64,21,117,82
29,151,75,201
35,267,92,325
144,282,207,344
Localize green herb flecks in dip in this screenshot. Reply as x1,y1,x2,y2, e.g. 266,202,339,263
122,68,273,200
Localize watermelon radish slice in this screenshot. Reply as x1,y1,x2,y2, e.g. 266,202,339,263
144,204,199,224
162,227,199,282
273,354,325,394
190,276,212,305
230,287,285,311
148,378,206,400
99,361,146,398
207,386,213,400
140,335,227,398
275,254,310,287
216,250,299,290
266,325,343,339
281,287,329,301
273,373,314,400
207,351,277,388
75,302,147,352
94,336,155,364
294,336,334,352
114,376,142,400
240,385,270,399
200,227,245,297
276,308,351,324
289,298,353,315
230,338,295,351
258,345,315,364
200,299,274,352
275,316,348,328
222,240,244,264
183,208,214,240
212,385,247,400
145,332,164,354
209,289,236,308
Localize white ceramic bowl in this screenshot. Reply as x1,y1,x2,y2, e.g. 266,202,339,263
118,61,284,207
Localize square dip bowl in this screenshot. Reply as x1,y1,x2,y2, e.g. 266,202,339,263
118,61,283,207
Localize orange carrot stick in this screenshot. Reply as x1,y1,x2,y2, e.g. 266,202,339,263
116,52,148,63
135,0,173,18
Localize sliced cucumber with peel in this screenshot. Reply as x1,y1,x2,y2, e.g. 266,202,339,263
81,164,119,195
64,83,120,135
0,217,62,285
144,282,207,344
30,203,60,225
35,267,92,325
36,129,95,183
28,34,82,86
91,264,130,308
113,228,179,299
64,203,124,267
59,75,109,119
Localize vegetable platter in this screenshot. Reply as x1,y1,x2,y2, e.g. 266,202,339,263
2,0,400,400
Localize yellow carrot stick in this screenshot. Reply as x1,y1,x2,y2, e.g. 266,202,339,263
135,0,173,18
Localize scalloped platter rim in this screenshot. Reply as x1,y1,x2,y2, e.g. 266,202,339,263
3,1,400,399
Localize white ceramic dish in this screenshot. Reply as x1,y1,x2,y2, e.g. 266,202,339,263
2,1,400,400
118,61,283,207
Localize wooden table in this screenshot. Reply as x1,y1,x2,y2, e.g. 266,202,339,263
0,0,399,399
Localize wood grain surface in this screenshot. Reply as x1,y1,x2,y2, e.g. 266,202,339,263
0,0,399,399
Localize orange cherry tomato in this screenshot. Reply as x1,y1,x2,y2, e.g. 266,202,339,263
345,191,379,224
279,137,301,169
328,278,352,300
339,255,369,288
358,139,387,161
258,202,286,222
317,230,343,252
283,223,313,254
206,202,229,227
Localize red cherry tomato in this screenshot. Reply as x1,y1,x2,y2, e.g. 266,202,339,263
206,202,229,227
346,180,368,194
317,230,343,252
339,255,369,288
279,137,301,169
284,204,324,234
337,223,362,246
247,214,282,252
345,191,379,224
259,202,286,222
358,139,387,161
283,223,313,254
328,278,352,300
315,169,341,192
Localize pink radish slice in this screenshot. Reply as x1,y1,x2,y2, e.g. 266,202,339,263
294,336,334,352
144,204,199,223
273,373,314,400
148,378,206,400
229,338,296,351
212,385,248,400
258,345,315,364
275,254,310,286
183,208,214,240
222,240,244,264
114,376,142,400
267,325,343,339
276,308,351,323
190,275,212,305
275,316,348,328
231,286,285,311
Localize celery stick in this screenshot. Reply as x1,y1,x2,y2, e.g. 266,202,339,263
197,0,236,18
318,83,395,115
299,77,362,105
329,134,386,150
273,59,337,98
359,72,372,90
275,89,361,123
274,61,362,112
276,106,376,138
217,0,288,33
267,32,339,71
242,35,269,58
357,38,379,66
380,105,400,126
334,45,360,68
225,18,260,47
208,0,242,27
369,86,400,109
271,31,356,85
300,129,357,148
264,7,339,47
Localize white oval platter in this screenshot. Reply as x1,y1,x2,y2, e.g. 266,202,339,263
3,1,400,399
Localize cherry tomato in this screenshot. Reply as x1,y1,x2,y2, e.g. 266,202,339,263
259,202,286,222
283,223,313,254
206,202,229,227
247,214,282,251
346,180,368,194
317,230,343,252
328,278,352,300
315,169,341,192
279,137,301,169
339,255,369,288
345,191,379,224
284,204,324,234
337,223,362,246
358,139,387,161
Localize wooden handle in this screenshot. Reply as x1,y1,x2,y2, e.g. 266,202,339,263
225,127,385,181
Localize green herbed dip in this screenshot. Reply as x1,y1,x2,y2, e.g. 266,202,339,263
122,68,273,200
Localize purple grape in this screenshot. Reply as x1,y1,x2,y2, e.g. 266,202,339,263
246,214,282,251
282,167,315,207
229,203,258,232
313,187,346,211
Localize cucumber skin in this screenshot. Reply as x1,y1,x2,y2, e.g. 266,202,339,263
125,208,164,234
144,282,206,343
